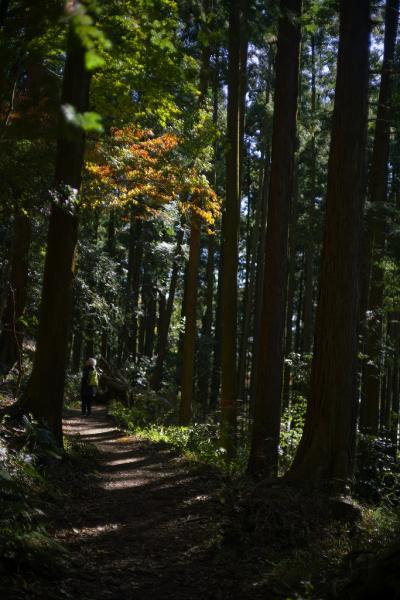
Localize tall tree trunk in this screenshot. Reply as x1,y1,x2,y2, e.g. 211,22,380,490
237,162,263,403
388,312,400,448
179,218,201,424
138,267,152,358
302,35,317,354
144,290,156,358
0,211,31,376
196,234,214,411
248,0,302,477
210,238,222,410
23,20,90,446
178,0,212,422
281,170,299,410
286,0,370,487
151,227,184,390
220,0,243,456
294,257,304,352
250,147,270,407
129,218,143,361
209,52,222,411
359,0,399,434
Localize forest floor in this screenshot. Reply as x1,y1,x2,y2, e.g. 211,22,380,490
5,406,262,600
4,406,398,599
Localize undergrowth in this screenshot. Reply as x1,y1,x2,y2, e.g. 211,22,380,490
108,399,249,474
218,476,400,598
108,394,307,476
0,415,64,579
109,395,400,598
0,407,98,587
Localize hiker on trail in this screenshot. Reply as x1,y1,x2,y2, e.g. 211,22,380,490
81,357,99,416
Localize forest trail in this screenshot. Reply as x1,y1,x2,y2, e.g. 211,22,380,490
48,407,229,600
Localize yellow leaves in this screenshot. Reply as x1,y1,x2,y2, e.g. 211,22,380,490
84,125,220,229
86,162,112,181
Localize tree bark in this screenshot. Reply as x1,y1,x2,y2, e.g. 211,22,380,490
286,0,370,488
281,170,299,410
302,35,317,354
144,289,156,358
237,162,263,403
151,226,184,390
248,0,302,477
179,217,201,424
250,146,270,407
209,52,222,411
195,235,214,412
23,21,90,446
178,0,213,422
220,0,243,456
129,218,143,361
388,312,400,448
210,235,222,410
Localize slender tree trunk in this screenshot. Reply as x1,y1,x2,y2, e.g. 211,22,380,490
282,171,299,410
179,218,201,424
210,238,222,410
23,22,90,446
196,234,214,410
294,257,305,352
302,35,317,354
286,0,370,487
250,147,270,406
250,47,274,409
0,211,31,375
151,227,184,390
359,0,399,434
144,290,156,358
237,162,263,403
130,219,143,361
138,265,152,358
220,0,243,455
388,312,400,448
178,0,213,421
248,0,302,477
209,53,222,411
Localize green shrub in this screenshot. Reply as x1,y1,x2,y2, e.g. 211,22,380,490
355,434,400,506
21,414,63,462
64,372,82,407
108,400,246,473
64,434,100,470
279,396,307,474
0,428,65,574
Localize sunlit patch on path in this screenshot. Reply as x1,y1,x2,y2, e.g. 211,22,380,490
50,406,225,600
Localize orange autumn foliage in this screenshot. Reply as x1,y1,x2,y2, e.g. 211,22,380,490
85,126,220,229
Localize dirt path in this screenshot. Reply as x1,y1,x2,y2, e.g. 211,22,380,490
46,407,233,600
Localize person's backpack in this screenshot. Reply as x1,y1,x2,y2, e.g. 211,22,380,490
88,368,99,387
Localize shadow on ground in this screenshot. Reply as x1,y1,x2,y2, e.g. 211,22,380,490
15,407,249,600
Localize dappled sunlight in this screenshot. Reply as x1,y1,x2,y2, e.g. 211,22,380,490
83,426,115,436
105,456,145,467
57,523,120,541
54,405,222,598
